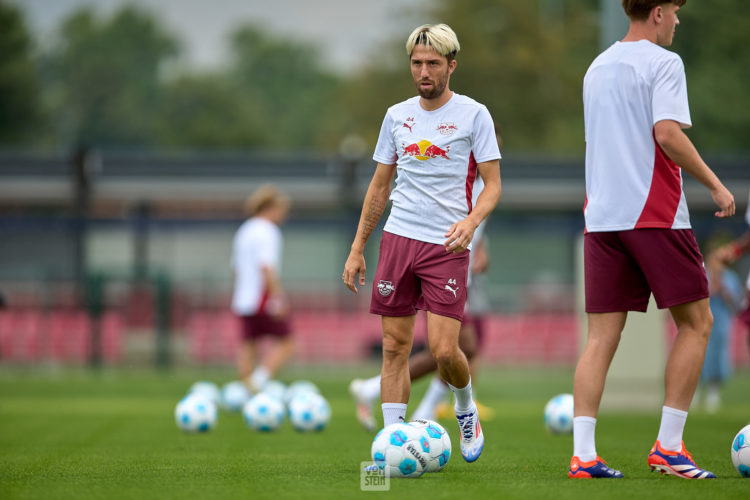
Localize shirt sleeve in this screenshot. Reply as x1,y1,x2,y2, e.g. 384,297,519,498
471,106,502,163
372,109,398,165
652,55,691,128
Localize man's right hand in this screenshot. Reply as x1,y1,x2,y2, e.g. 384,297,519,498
711,184,735,218
342,251,366,294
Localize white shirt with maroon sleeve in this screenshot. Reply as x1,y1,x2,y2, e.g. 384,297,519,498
583,40,692,232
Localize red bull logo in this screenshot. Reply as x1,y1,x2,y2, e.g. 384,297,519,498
402,139,450,161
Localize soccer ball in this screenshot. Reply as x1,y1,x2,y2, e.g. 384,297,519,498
189,381,221,406
261,380,287,402
371,423,431,478
243,392,285,431
175,393,218,433
288,392,331,432
731,424,750,477
284,380,320,405
410,419,452,472
221,381,250,411
544,393,574,434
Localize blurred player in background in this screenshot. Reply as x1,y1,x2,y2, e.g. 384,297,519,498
342,23,501,463
571,0,735,480
696,234,744,413
232,184,294,391
715,190,750,357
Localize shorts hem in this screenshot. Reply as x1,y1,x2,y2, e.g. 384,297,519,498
421,307,464,322
655,292,710,310
369,306,416,317
585,303,648,313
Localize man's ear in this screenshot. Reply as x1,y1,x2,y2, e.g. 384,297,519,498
653,5,663,23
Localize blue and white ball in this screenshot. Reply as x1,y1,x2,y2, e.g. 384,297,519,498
243,392,285,431
221,381,250,411
288,392,330,432
410,419,451,472
284,380,320,405
544,393,574,434
371,423,430,478
175,393,218,433
261,380,287,402
189,381,221,406
731,424,750,477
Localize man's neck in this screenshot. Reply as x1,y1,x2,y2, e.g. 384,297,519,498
420,90,453,112
622,23,657,44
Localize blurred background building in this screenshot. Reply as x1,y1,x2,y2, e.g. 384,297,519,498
1,0,749,369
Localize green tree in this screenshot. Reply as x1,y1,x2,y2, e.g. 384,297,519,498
157,74,267,149
44,6,178,148
672,0,750,152
228,26,342,150
0,1,39,144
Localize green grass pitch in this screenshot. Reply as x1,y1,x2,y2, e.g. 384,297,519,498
1,365,749,499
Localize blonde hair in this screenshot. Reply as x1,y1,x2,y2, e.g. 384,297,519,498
244,184,289,216
405,24,460,61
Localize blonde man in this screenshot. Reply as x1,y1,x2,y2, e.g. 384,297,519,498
571,0,734,479
342,24,502,462
232,185,294,391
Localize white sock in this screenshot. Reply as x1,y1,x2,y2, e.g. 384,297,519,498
411,377,449,421
573,416,597,462
359,375,381,403
250,367,270,389
448,378,473,412
382,403,407,427
657,406,688,452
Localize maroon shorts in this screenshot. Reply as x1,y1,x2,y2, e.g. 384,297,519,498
238,313,291,341
370,231,470,322
584,229,708,313
462,312,486,347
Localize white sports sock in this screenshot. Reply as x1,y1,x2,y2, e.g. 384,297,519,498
359,375,381,403
411,377,449,420
250,367,270,389
382,403,407,427
573,416,597,462
657,406,688,452
448,378,473,412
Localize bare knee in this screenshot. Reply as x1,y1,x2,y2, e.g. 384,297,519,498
431,343,459,367
382,334,411,363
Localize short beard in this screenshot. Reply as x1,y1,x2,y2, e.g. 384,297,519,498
416,76,448,100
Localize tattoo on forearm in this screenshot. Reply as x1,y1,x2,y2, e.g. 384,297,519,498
358,197,386,244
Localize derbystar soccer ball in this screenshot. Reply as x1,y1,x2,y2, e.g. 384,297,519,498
731,424,750,477
261,380,287,402
243,392,285,431
189,381,221,406
544,393,574,434
221,381,250,411
371,423,431,478
288,392,331,432
284,380,320,405
175,393,218,433
410,419,452,472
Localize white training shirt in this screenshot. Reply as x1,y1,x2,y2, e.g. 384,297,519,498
231,217,282,315
583,40,692,232
373,92,501,247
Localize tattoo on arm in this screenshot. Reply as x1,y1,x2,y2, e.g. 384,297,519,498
358,197,386,245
